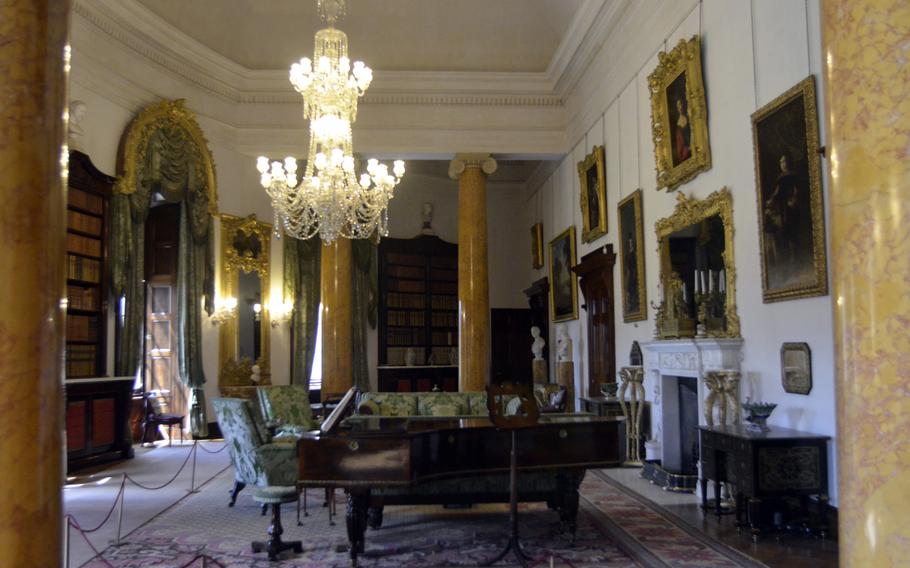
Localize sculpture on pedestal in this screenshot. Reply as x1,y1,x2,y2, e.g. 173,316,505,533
555,326,574,410
531,326,548,384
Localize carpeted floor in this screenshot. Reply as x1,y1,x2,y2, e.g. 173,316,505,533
84,469,766,567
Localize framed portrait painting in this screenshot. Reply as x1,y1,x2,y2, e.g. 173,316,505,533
530,222,544,269
618,190,646,322
548,226,578,323
751,75,827,302
648,35,711,191
577,146,607,242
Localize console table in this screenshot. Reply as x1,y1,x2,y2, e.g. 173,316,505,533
697,424,830,541
580,396,650,461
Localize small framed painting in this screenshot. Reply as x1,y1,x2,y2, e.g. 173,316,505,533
548,226,578,323
752,75,827,302
648,35,712,191
618,189,646,322
781,342,812,395
577,145,607,242
530,222,544,269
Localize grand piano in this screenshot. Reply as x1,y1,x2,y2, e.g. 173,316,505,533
298,388,626,565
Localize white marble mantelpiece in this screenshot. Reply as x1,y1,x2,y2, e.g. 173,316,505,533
639,338,744,472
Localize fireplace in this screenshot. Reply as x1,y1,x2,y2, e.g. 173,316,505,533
639,338,743,491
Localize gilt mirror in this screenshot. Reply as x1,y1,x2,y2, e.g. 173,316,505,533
219,214,271,392
654,188,740,338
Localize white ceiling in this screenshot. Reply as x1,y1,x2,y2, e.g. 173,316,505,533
134,0,586,72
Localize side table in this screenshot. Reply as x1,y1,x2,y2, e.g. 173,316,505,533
697,424,830,542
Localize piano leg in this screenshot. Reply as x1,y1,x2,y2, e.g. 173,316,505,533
346,489,369,566
556,474,580,545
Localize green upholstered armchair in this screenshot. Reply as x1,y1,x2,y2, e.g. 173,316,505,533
257,385,318,436
213,398,298,507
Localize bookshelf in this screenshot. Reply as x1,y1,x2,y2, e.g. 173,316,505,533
65,151,113,379
378,235,458,392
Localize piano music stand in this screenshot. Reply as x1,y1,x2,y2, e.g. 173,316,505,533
481,382,540,568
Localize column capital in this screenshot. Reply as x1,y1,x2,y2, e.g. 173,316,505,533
448,153,498,179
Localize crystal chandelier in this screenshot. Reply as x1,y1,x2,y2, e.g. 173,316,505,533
257,0,404,243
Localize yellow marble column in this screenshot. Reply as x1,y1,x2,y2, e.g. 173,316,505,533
0,1,70,565
822,1,910,565
449,154,497,391
320,239,353,401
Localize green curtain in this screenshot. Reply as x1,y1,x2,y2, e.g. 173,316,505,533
352,240,377,392
284,236,321,387
110,126,215,435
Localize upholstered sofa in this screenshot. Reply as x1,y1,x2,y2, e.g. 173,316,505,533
348,387,584,533
356,384,567,417
257,384,319,436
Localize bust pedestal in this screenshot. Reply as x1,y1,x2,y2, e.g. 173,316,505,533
556,361,575,412
532,359,547,384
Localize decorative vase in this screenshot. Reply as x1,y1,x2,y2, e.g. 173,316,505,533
599,382,618,399
741,401,777,432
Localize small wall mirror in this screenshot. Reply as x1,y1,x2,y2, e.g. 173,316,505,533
654,188,740,338
219,214,271,393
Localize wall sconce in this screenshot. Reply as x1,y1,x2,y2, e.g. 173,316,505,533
253,302,262,322
269,299,293,328
210,296,238,325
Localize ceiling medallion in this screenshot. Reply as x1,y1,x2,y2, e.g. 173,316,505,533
257,0,405,243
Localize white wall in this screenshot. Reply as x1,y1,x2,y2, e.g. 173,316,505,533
524,0,837,504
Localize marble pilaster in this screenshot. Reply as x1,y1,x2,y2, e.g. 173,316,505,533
0,1,70,564
822,1,910,564
320,238,353,400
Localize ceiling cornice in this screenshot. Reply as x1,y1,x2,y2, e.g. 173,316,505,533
72,0,626,110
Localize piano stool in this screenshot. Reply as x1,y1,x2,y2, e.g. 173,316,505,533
251,486,303,561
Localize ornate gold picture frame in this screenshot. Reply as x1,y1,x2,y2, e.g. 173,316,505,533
219,214,272,387
548,226,578,323
530,222,544,269
618,190,646,322
577,145,607,242
648,36,711,191
751,75,827,302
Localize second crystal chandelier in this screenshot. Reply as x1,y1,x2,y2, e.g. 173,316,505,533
257,0,405,243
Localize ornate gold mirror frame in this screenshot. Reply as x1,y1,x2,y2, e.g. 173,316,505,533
219,214,272,390
655,188,740,338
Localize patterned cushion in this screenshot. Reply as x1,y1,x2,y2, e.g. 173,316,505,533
464,392,489,416
357,399,381,415
257,385,317,432
359,393,417,417
417,393,469,416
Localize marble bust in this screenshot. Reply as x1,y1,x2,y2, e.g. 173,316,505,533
556,327,572,362
531,326,546,360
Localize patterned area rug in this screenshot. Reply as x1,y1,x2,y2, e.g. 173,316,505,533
582,471,766,568
83,469,764,567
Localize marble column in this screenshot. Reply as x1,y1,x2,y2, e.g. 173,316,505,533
320,239,353,401
0,1,70,564
822,1,910,564
449,154,497,392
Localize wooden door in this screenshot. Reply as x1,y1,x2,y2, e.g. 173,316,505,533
491,308,533,384
572,246,617,396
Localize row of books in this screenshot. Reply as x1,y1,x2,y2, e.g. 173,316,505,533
429,268,456,282
429,256,456,269
386,264,425,280
430,281,456,294
69,188,104,215
67,233,101,257
431,331,456,346
66,360,96,377
386,252,423,267
386,292,426,309
386,328,425,346
67,314,98,342
388,278,425,293
431,311,457,328
67,210,102,236
67,285,98,311
67,255,101,283
387,310,425,327
430,295,458,310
